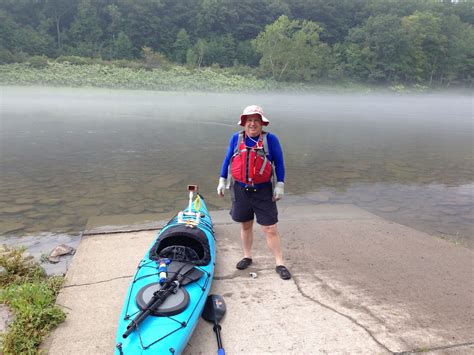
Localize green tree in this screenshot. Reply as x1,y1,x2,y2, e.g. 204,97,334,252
344,15,410,83
287,0,367,44
0,2,56,58
235,40,260,67
44,0,75,50
113,31,133,59
438,14,474,85
116,0,165,56
252,15,328,81
402,11,447,85
0,10,17,51
67,0,103,57
187,38,207,68
195,0,223,37
173,29,191,64
106,4,122,41
202,34,236,67
142,46,172,69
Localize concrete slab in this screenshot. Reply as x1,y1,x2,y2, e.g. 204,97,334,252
42,204,474,354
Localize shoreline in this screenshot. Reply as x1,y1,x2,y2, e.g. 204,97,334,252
1,196,472,277
1,68,472,95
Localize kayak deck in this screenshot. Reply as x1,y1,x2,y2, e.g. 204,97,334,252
115,199,215,354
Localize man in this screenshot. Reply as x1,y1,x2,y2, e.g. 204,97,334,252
217,105,291,280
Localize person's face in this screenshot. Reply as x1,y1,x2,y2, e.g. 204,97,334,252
244,114,263,136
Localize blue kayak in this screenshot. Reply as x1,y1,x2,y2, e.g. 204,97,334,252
115,193,215,354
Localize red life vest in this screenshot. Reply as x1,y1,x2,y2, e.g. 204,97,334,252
231,132,273,185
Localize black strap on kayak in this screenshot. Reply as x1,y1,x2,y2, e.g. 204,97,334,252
122,262,196,339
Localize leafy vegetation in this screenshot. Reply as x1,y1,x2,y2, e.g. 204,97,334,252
0,59,368,92
0,245,65,354
0,0,472,87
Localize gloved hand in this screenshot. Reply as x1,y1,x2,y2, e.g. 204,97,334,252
273,182,284,201
217,177,226,196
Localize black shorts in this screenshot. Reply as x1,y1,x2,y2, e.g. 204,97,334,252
230,183,278,226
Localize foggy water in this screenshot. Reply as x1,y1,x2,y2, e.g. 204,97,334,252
1,87,473,248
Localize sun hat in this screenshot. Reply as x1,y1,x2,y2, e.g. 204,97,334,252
238,105,269,126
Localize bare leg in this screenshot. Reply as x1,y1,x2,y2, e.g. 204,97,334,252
240,220,254,258
261,224,284,266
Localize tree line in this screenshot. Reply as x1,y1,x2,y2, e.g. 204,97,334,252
0,0,472,86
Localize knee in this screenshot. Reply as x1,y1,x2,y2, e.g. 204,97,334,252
241,220,253,231
261,224,278,236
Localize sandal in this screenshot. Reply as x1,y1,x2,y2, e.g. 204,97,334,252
275,265,291,280
236,258,253,270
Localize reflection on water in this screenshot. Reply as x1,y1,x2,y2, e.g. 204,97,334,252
1,87,472,248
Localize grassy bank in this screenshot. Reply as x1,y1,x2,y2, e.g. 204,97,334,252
1,59,458,94
0,60,379,93
0,62,294,92
0,246,65,354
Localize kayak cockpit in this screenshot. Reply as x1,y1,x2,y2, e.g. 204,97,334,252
149,224,211,266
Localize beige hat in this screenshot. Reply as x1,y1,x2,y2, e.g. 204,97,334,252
238,105,269,126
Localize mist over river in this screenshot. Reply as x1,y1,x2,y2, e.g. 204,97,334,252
1,87,472,248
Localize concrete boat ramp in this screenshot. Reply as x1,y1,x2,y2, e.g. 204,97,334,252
42,204,473,354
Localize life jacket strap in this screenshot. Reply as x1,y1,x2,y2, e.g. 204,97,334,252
259,156,268,175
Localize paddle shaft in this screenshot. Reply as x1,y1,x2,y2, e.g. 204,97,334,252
122,264,193,338
213,321,225,354
123,282,177,338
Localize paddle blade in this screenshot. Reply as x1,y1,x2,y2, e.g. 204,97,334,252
202,294,226,322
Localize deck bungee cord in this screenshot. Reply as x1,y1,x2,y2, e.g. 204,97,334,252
120,264,210,351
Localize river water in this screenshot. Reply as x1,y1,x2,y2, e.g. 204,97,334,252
1,87,472,248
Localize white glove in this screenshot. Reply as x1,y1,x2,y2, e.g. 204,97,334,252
217,177,226,196
273,182,284,201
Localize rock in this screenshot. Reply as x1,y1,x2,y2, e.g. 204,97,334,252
108,185,135,194
460,213,474,221
0,222,26,234
0,205,34,214
129,206,145,214
53,216,73,228
440,196,473,207
48,244,75,263
0,304,14,334
34,177,51,182
419,215,438,222
14,198,35,204
38,198,63,206
440,208,458,216
149,174,180,188
376,206,401,213
148,207,166,213
68,198,101,207
356,195,378,203
0,244,9,256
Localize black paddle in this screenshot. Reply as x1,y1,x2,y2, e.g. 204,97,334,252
202,294,226,355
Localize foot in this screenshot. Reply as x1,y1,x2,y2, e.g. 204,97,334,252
275,265,291,280
236,257,253,270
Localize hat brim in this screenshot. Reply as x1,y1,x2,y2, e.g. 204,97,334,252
238,114,269,126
